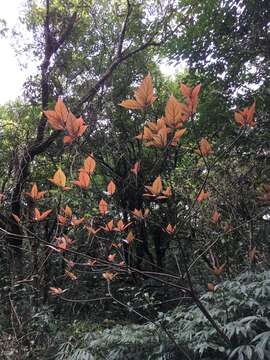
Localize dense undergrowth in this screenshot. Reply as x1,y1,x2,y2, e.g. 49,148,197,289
50,270,270,360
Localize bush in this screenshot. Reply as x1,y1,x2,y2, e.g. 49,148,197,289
55,271,270,360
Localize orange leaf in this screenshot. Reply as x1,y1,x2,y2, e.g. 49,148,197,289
58,214,68,226
86,259,97,267
12,213,21,223
82,155,96,174
49,287,67,296
101,220,114,232
64,206,73,218
102,271,116,281
49,168,69,189
108,254,117,262
119,99,142,110
65,270,78,281
235,102,256,127
162,186,172,198
85,226,100,236
99,199,108,215
34,208,52,221
112,242,122,249
73,170,90,189
65,113,88,143
119,73,157,110
44,98,68,131
54,235,75,252
210,263,225,276
123,231,135,245
180,83,191,98
164,224,176,235
114,219,132,232
197,190,209,202
171,128,186,146
135,126,153,141
144,176,163,196
211,210,221,223
131,161,140,175
131,208,150,219
107,180,116,195
180,83,201,113
25,183,47,201
195,138,213,156
71,216,84,226
165,95,187,127
192,84,201,99
145,127,169,148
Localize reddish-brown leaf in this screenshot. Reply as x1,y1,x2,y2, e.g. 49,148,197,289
119,73,157,110
107,180,116,195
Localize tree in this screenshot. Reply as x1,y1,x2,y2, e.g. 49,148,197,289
0,1,269,359
2,0,189,277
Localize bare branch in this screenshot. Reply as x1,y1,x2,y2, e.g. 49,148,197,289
116,0,132,58
78,12,190,107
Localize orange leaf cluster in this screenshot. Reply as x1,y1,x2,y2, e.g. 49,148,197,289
81,155,96,174
165,95,189,128
144,176,172,199
234,102,256,127
49,287,67,296
25,183,47,201
73,170,90,189
53,235,75,252
108,253,117,262
123,231,135,245
99,199,108,215
131,161,140,175
211,210,221,224
101,219,114,232
129,82,201,148
131,208,150,219
197,190,209,203
34,208,52,221
107,180,116,195
119,73,157,110
85,225,100,236
135,117,186,148
143,176,172,199
86,259,97,267
58,205,84,226
65,270,78,281
210,253,226,276
102,271,117,281
210,261,225,277
113,219,132,232
164,224,176,235
44,99,88,143
195,138,214,157
74,155,96,189
180,83,201,113
49,168,70,190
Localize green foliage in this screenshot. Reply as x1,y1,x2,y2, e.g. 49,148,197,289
54,271,270,360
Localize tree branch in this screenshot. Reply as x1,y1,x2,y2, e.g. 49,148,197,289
78,11,189,107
